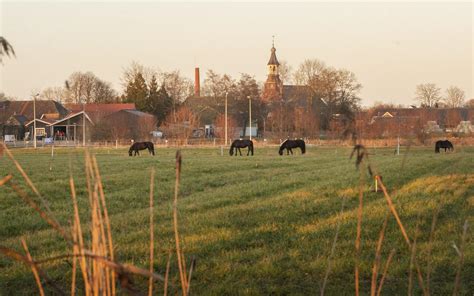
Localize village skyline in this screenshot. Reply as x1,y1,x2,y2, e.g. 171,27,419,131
1,1,472,106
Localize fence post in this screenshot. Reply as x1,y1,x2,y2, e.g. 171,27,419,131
115,139,118,149
220,145,223,156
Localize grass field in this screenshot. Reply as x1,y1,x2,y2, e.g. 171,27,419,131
0,145,473,295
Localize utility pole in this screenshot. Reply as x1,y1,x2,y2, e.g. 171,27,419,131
397,116,400,155
82,99,86,147
248,96,252,140
33,93,39,149
225,92,228,146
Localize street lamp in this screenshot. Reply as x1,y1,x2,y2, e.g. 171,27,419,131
33,93,39,149
225,92,228,146
82,97,86,147
247,95,252,140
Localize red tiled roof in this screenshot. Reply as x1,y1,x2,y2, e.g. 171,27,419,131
65,103,136,113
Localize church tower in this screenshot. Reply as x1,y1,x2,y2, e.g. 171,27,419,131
262,38,283,102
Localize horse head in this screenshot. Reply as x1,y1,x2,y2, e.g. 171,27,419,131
278,148,283,155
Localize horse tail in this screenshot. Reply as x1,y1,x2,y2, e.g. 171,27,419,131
301,141,306,154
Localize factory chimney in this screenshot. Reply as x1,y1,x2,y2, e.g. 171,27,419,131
194,67,200,97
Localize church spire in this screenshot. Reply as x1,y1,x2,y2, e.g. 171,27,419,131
267,36,280,66
262,37,283,102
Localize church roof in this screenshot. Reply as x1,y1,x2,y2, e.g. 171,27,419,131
282,85,313,102
267,46,280,66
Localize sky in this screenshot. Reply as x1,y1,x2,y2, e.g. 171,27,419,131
1,1,473,106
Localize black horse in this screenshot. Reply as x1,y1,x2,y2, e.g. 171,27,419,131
435,140,453,153
229,139,254,156
129,141,155,156
279,139,306,155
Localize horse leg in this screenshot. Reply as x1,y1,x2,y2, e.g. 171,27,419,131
290,148,293,155
238,148,242,156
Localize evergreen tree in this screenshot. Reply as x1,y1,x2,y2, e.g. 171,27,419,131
145,77,173,125
125,72,148,111
146,74,160,114
156,83,173,125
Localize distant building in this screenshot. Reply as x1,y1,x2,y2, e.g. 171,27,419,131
0,100,156,141
261,42,327,138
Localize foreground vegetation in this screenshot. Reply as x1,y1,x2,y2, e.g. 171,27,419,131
0,145,473,295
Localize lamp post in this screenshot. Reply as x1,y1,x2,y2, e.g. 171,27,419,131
82,98,86,147
33,93,39,149
73,123,77,146
225,92,228,146
247,95,252,140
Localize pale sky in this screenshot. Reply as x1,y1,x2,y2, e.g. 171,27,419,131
1,1,473,106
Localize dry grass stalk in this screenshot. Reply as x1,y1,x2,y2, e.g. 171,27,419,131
425,205,440,295
408,219,421,296
370,213,389,296
14,250,168,286
376,176,410,245
20,237,45,296
2,148,174,295
0,174,12,186
3,144,69,241
186,257,196,296
173,151,188,296
320,197,346,296
91,155,115,295
69,176,92,296
452,220,468,296
376,249,396,296
376,175,427,295
164,252,172,296
0,245,65,295
148,168,155,296
354,169,365,296
71,221,78,296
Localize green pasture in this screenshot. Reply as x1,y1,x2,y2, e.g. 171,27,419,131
0,145,473,295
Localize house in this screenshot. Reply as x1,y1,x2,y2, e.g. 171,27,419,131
1,100,156,142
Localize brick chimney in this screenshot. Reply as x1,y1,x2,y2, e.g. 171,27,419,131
194,67,200,97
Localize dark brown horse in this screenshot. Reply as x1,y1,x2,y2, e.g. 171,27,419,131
129,142,155,156
229,139,254,156
279,139,306,155
435,140,453,153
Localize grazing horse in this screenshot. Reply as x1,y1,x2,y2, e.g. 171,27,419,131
129,141,155,156
229,139,254,156
279,139,306,155
435,140,453,153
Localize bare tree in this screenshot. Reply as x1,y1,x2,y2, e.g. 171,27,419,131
293,59,326,85
214,113,238,139
202,70,237,98
278,60,293,84
160,70,193,104
66,71,117,103
121,61,158,88
465,98,474,108
41,87,69,103
414,83,442,108
444,86,465,108
0,37,15,63
161,106,199,139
